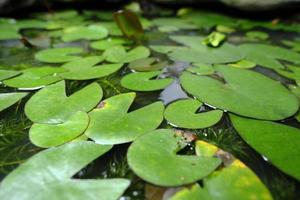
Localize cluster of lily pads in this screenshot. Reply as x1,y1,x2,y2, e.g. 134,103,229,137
0,5,300,200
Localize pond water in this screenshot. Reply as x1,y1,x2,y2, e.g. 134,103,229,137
0,5,300,200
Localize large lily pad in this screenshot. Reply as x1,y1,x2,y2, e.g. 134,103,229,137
121,71,173,91
0,92,28,112
35,47,83,63
25,81,102,124
164,99,223,129
127,129,221,186
180,65,299,120
0,69,20,81
3,67,66,90
239,43,300,70
230,115,300,181
62,25,108,42
85,93,164,144
103,46,150,63
29,111,89,148
0,141,130,200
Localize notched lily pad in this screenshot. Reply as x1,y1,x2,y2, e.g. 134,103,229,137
0,92,28,112
164,99,223,129
180,65,299,120
121,71,173,91
85,92,164,144
35,47,83,63
127,129,221,186
25,81,102,124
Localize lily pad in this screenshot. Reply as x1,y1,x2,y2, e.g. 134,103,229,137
90,38,130,51
61,56,104,71
3,67,66,90
29,111,89,148
245,31,269,40
85,93,164,144
62,25,108,42
164,99,223,129
0,92,28,112
202,31,226,47
121,71,173,91
228,59,256,69
186,64,214,75
0,29,21,40
180,65,299,120
103,46,150,63
239,43,300,70
0,69,20,81
60,63,123,80
127,129,221,186
0,141,130,200
25,81,102,124
35,47,83,63
231,114,300,181
128,58,168,72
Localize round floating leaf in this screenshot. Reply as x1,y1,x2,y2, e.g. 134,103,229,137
180,65,299,120
239,43,300,70
91,38,130,50
29,111,89,148
187,64,214,75
127,129,221,186
62,56,104,71
0,69,20,81
35,47,83,63
121,71,173,91
228,59,256,69
128,57,168,72
62,25,108,42
3,67,66,90
0,29,21,40
103,46,150,63
0,92,28,112
60,63,123,80
245,31,269,40
164,99,223,129
25,81,102,124
85,93,164,145
231,114,300,181
0,141,130,200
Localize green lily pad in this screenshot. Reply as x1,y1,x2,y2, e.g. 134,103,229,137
228,59,256,69
85,93,164,145
0,29,21,40
61,56,104,71
29,111,89,148
103,46,150,63
245,31,269,40
202,31,226,47
3,67,66,90
90,38,130,51
35,47,83,63
62,25,108,42
186,64,214,75
128,58,168,72
0,141,130,200
231,114,300,181
239,43,300,70
127,129,221,186
25,81,102,124
171,140,272,200
152,18,197,32
282,40,300,52
0,92,28,112
121,71,173,91
0,69,20,81
180,65,299,120
164,99,223,129
60,63,123,80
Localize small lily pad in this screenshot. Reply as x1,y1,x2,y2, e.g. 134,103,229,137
85,93,164,144
0,141,130,200
231,114,300,181
246,31,269,40
228,59,256,69
62,25,108,42
0,69,20,81
164,99,223,129
90,38,130,51
29,111,89,148
202,31,226,47
61,56,104,71
121,71,173,91
180,65,299,120
25,81,102,124
127,129,221,186
3,67,66,90
0,29,21,40
0,92,28,112
186,64,214,75
103,46,150,63
35,47,83,63
128,58,168,72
